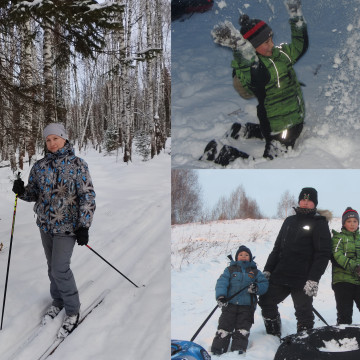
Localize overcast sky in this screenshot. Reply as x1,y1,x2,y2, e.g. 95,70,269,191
197,169,360,218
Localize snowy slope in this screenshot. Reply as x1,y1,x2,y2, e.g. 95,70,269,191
171,217,360,359
0,145,170,360
172,0,360,168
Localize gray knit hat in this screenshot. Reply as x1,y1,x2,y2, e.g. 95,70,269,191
43,123,68,140
342,207,359,226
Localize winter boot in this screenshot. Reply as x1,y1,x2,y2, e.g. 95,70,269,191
57,313,80,338
226,122,263,140
42,305,63,325
201,139,218,161
263,315,281,338
297,322,314,333
214,145,249,166
263,140,288,160
211,329,232,355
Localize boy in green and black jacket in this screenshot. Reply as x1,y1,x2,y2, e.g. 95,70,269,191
212,0,308,160
332,207,360,324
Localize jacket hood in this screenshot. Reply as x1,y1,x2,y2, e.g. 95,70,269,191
317,209,333,222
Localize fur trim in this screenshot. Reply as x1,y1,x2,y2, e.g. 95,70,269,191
317,209,333,222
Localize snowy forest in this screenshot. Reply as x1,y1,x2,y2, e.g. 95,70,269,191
0,0,171,170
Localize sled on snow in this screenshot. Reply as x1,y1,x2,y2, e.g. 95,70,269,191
275,324,360,360
171,340,212,360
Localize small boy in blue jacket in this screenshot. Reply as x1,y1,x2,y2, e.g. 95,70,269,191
211,245,269,355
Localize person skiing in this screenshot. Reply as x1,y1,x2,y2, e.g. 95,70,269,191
12,123,96,338
331,207,360,325
211,245,268,355
211,0,308,162
258,188,331,336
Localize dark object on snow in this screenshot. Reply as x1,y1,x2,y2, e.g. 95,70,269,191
171,340,211,360
214,145,249,166
274,325,360,360
171,0,214,21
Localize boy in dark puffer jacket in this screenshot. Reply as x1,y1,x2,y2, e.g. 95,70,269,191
211,245,268,355
332,207,360,325
258,187,331,336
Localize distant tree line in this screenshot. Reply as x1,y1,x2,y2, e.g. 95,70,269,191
171,169,298,225
0,0,171,170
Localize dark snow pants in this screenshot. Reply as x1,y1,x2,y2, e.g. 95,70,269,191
333,282,360,324
211,304,254,354
258,282,314,332
40,230,80,316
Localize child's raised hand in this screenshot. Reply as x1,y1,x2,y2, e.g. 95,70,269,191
284,0,302,18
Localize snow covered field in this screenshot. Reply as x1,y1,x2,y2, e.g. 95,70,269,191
172,0,360,168
171,217,360,359
0,144,170,360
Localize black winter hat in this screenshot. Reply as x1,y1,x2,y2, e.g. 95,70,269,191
235,245,253,262
298,187,318,207
239,14,273,49
342,207,359,226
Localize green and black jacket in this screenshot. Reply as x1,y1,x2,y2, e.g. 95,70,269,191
332,228,360,285
231,17,308,140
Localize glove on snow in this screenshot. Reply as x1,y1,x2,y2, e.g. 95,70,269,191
248,283,258,294
263,271,271,280
284,0,302,18
12,178,25,196
304,280,318,297
75,227,89,246
217,296,228,308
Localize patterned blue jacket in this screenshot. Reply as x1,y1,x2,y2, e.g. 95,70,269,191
19,142,96,234
215,260,268,306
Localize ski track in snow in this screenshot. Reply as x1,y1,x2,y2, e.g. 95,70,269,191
172,0,360,168
171,217,360,360
0,145,170,360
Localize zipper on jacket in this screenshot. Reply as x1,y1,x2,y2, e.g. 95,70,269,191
269,58,280,88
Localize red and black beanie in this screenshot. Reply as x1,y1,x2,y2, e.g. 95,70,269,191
239,14,273,49
342,207,359,226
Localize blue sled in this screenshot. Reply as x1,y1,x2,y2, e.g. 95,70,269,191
171,340,211,360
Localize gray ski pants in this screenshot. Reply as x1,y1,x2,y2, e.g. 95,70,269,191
40,230,80,316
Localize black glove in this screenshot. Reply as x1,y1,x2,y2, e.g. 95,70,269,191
217,296,228,308
248,283,258,294
12,178,25,196
75,227,89,246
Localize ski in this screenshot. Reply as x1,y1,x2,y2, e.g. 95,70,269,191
6,280,94,360
37,289,110,360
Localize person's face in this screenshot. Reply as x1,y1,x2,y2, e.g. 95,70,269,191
256,37,274,57
344,218,359,232
46,134,66,153
237,251,250,261
299,199,315,209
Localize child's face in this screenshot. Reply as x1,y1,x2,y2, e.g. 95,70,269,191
299,199,315,209
344,218,359,232
256,37,274,57
237,251,250,261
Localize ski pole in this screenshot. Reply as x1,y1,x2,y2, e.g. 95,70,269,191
86,244,142,288
312,306,330,326
1,173,20,330
190,284,250,342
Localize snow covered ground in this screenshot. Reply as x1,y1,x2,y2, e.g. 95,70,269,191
171,217,360,359
0,144,170,360
171,0,360,168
